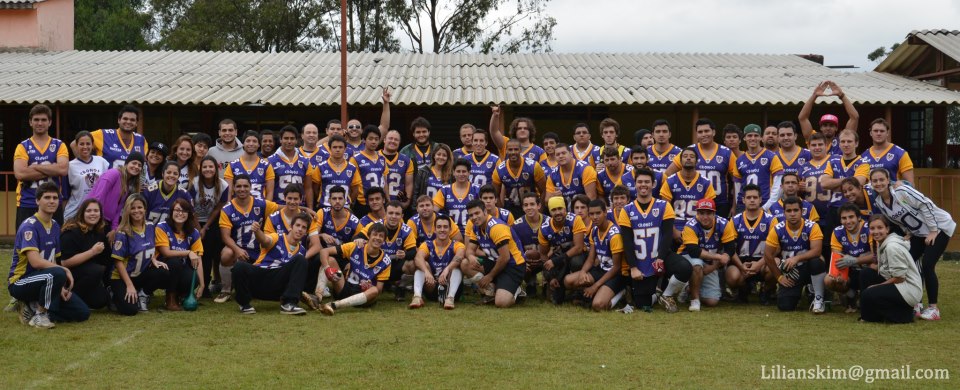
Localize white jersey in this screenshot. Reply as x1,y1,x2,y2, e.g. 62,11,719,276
64,156,110,219
874,185,956,238
190,176,229,223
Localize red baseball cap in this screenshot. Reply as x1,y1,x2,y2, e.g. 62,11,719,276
696,198,716,212
819,114,839,124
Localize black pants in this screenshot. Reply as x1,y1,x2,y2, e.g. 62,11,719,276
109,267,171,316
777,258,826,312
68,261,110,310
199,224,224,290
859,268,914,323
909,232,950,305
8,267,90,322
232,255,308,306
630,253,691,307
304,254,323,293
716,203,732,220
164,259,195,297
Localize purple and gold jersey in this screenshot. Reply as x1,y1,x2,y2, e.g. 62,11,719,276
111,223,157,279
339,242,391,285
616,200,675,276
264,209,319,246
519,144,546,163
419,240,465,277
597,164,637,202
9,215,59,284
14,137,68,208
777,147,813,175
91,129,148,169
648,144,682,173
855,144,914,182
801,157,833,210
143,183,193,226
468,152,500,188
678,216,737,256
267,152,309,205
312,159,358,209
320,209,360,245
831,222,871,258
155,222,203,264
732,211,774,260
492,158,544,208
382,152,415,202
350,150,388,205
433,184,480,231
768,199,820,224
660,173,716,230
224,158,274,199
357,220,417,261
538,213,588,254
823,155,863,207
546,161,598,202
733,149,783,207
254,232,306,269
671,144,737,206
219,198,278,260
466,216,526,266
407,214,463,245
590,223,623,274
571,143,601,167
766,219,823,259
513,214,545,253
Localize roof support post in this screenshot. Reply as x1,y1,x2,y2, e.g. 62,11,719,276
340,0,348,125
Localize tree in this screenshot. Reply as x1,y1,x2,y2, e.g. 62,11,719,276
75,0,153,50
150,0,334,51
322,0,402,52
867,42,901,62
386,0,556,54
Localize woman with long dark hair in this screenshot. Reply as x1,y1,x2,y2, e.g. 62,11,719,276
144,161,193,226
156,198,205,311
412,143,454,204
191,155,228,297
85,152,144,232
169,135,198,191
65,131,110,220
860,215,923,323
60,199,112,309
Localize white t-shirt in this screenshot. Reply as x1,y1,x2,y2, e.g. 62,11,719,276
875,185,956,238
65,155,110,219
190,176,229,223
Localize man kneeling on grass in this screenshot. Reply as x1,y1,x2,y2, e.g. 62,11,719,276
409,214,464,310
563,199,627,311
460,200,527,308
318,223,392,315
232,214,310,315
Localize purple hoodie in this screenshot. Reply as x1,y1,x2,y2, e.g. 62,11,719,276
85,168,126,230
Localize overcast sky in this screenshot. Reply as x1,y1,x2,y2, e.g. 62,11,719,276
547,0,960,71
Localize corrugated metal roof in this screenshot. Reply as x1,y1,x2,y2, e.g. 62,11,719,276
0,50,958,106
876,29,960,74
0,0,41,9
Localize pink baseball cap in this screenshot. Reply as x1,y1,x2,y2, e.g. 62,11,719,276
696,198,716,212
820,114,839,124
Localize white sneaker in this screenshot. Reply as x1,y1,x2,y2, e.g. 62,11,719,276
689,299,701,312
811,296,825,314
137,290,150,312
920,307,941,321
914,303,924,317
617,304,635,314
28,311,55,329
320,286,331,298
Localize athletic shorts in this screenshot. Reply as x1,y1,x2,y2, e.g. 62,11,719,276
685,254,721,300
335,282,363,300
483,260,525,295
588,266,627,293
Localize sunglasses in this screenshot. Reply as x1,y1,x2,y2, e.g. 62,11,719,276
347,125,361,129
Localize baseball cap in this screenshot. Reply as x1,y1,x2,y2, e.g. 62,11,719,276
547,196,566,211
695,198,716,212
149,141,169,156
125,151,145,165
743,124,762,135
819,114,839,124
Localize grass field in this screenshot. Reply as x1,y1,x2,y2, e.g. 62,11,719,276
1,251,958,389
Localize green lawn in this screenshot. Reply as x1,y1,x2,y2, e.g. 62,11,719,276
1,251,958,389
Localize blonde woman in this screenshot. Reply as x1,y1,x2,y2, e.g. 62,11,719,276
110,194,172,315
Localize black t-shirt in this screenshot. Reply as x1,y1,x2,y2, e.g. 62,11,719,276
60,228,112,267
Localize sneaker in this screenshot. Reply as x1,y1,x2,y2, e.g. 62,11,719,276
689,299,701,312
280,303,307,315
320,303,336,316
443,296,456,310
18,301,36,325
137,290,150,312
213,292,232,304
320,286,331,298
914,303,924,318
239,305,256,314
4,297,18,312
811,296,825,314
659,295,678,313
409,296,424,309
617,304,635,314
300,292,322,311
28,311,55,329
920,307,941,321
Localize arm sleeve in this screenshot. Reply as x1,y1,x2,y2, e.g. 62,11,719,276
723,241,737,257
659,218,675,259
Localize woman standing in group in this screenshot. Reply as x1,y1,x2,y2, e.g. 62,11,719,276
860,215,923,323
143,142,169,188
60,199,112,309
413,143,454,203
169,135,198,191
155,199,205,311
65,131,110,220
868,168,955,321
111,194,172,315
191,155,228,296
144,161,193,226
85,152,144,231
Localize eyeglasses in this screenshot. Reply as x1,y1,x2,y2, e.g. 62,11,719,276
347,125,361,129
172,209,187,214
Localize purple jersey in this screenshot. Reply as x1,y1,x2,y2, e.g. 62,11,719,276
732,211,774,260
832,222,871,258
92,129,147,169
468,152,500,188
111,223,157,279
143,183,193,226
647,144,682,173
320,209,360,245
225,158,272,199
268,152,309,205
801,157,832,210
9,215,59,284
314,160,358,209
777,147,812,175
254,232,306,269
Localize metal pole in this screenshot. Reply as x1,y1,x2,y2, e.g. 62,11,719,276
340,0,348,125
